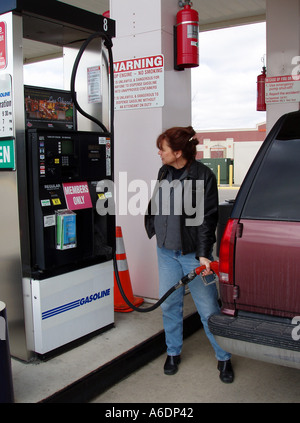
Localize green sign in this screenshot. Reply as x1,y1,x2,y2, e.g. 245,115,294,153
0,139,15,170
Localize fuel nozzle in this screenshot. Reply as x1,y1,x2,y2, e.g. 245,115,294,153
174,269,198,290
174,261,219,290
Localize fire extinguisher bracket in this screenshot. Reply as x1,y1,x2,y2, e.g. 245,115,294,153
174,25,185,71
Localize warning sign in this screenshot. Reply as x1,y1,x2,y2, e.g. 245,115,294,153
114,55,164,110
87,66,102,104
265,75,300,104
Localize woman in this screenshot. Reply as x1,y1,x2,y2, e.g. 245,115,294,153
145,126,234,383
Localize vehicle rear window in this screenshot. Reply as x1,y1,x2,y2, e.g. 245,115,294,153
241,134,300,221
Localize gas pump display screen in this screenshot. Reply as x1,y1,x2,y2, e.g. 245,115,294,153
24,85,76,131
61,139,74,155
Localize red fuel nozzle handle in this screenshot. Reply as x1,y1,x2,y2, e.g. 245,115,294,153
195,260,219,277
174,261,219,290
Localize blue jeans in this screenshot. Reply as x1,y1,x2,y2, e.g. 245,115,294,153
157,246,231,361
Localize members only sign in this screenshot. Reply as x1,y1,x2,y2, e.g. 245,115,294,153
114,55,164,110
63,182,92,210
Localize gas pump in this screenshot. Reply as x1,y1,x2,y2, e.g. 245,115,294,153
0,1,116,360
25,127,114,277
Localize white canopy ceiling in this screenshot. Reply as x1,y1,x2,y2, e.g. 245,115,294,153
23,0,266,63
59,0,266,30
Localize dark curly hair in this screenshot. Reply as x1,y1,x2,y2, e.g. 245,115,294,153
156,126,199,165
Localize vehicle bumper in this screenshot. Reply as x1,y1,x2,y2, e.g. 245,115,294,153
208,314,300,369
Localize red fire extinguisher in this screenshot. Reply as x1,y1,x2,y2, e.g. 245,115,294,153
176,1,199,69
257,66,266,111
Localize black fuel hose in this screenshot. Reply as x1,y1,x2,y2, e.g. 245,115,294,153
113,254,201,312
70,31,114,133
113,256,172,312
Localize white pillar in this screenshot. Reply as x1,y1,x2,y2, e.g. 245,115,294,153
110,0,192,299
266,0,300,132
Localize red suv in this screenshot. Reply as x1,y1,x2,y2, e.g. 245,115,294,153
209,110,300,369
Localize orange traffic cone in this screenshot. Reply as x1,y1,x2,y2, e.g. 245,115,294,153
114,226,144,312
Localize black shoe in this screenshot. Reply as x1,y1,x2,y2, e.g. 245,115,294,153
164,355,181,375
217,359,234,383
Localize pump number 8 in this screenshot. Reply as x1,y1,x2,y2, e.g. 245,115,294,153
103,18,108,32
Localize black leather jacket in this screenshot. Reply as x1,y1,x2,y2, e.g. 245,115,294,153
144,160,218,258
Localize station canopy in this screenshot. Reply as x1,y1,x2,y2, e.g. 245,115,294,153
22,0,266,63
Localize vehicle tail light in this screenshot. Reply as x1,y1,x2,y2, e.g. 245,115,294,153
218,218,238,284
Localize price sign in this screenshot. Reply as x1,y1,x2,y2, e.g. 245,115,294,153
0,74,13,138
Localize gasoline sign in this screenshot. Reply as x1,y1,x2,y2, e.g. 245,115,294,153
0,139,15,170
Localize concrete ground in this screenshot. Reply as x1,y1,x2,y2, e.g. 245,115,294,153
91,327,300,404
11,291,198,403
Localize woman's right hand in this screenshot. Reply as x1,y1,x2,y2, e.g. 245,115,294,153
199,256,213,276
